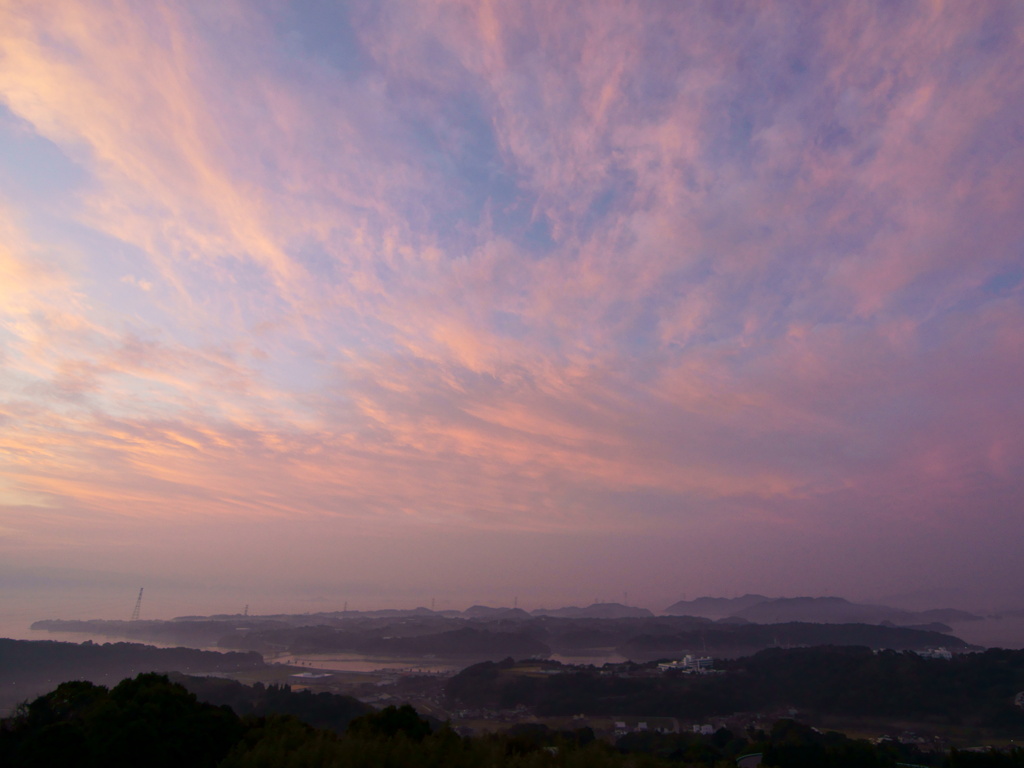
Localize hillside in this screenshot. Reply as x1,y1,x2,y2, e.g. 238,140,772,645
663,595,983,628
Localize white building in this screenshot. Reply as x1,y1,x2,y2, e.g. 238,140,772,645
914,647,953,660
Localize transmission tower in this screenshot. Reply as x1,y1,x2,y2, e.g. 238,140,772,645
130,588,143,622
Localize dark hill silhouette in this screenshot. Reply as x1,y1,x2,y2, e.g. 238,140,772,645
28,608,977,667
663,595,983,627
663,594,771,618
462,606,532,620
0,638,263,717
734,596,914,624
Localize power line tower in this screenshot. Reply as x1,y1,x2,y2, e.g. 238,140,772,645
130,588,143,622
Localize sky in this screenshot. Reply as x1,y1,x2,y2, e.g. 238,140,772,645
1,1,1023,619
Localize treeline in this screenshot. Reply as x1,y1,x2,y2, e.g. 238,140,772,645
624,719,1024,768
5,673,1024,767
172,674,373,733
446,647,1024,730
721,646,1024,726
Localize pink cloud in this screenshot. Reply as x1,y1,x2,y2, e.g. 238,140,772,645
0,1,1022,604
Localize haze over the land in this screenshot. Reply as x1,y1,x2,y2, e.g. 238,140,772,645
1,2,1023,616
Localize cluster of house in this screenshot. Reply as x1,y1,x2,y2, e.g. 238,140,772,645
656,654,715,673
612,716,717,736
287,671,334,688
912,647,953,660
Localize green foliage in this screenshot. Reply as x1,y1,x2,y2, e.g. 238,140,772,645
947,747,1024,767
0,673,243,768
445,647,1024,731
347,704,432,742
3,673,1020,768
178,675,372,733
0,638,263,714
761,719,895,768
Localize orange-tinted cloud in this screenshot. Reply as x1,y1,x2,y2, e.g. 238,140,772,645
1,1,1022,606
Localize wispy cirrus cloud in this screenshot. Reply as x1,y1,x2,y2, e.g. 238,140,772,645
0,0,1021,606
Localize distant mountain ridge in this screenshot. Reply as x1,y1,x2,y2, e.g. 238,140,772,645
663,595,982,627
531,602,654,619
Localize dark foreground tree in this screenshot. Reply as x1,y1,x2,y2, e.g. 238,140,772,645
0,673,242,768
4,673,998,768
347,703,432,742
